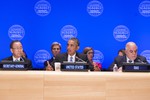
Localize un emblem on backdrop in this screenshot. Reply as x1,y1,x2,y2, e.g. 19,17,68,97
93,50,104,63
139,0,150,17
34,50,51,67
113,25,130,42
34,0,51,16
87,0,103,17
60,25,78,41
141,50,150,63
8,24,25,40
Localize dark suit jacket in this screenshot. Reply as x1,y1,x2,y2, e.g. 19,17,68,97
2,56,32,70
108,55,148,71
44,57,55,69
54,52,94,71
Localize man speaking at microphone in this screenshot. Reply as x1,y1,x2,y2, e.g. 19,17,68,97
112,41,148,71
54,37,94,71
1,40,32,70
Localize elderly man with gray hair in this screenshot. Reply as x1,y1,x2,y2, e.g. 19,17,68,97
113,41,148,71
44,42,61,71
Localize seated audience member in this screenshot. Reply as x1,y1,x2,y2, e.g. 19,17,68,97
108,49,125,71
44,42,61,71
118,49,125,56
112,42,148,71
55,37,94,71
83,47,101,71
2,40,32,69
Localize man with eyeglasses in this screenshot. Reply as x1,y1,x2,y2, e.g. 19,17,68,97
44,42,61,71
113,42,148,71
2,40,32,69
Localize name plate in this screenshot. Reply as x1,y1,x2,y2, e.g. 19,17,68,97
66,65,84,69
3,64,25,69
133,66,139,70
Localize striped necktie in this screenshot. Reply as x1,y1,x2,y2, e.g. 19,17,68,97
70,56,73,62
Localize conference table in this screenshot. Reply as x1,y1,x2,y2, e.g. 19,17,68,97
0,71,150,100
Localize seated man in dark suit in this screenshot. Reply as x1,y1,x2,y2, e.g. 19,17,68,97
54,37,94,71
44,42,61,71
112,42,148,72
108,49,125,71
1,40,32,69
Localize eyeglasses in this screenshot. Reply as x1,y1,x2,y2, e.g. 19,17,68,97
87,52,94,54
129,50,137,54
52,48,60,50
12,47,23,50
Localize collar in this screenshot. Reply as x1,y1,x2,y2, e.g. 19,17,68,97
68,53,76,58
13,56,20,61
68,53,76,62
126,56,134,63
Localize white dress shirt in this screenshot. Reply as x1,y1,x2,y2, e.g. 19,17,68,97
68,54,76,62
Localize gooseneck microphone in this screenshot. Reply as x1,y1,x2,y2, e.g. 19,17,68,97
75,56,86,62
137,57,145,63
20,56,26,62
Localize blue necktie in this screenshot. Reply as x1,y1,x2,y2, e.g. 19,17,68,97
70,56,73,62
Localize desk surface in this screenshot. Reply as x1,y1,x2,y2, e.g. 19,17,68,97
0,71,150,100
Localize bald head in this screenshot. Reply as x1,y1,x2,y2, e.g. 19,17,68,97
125,42,138,60
125,42,138,50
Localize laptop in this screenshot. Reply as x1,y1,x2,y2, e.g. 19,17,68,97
0,61,29,70
122,62,150,72
61,61,89,72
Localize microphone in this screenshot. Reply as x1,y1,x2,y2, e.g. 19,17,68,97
75,56,86,62
20,56,25,62
137,57,145,63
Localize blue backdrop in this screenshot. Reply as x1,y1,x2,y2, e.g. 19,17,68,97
0,0,150,69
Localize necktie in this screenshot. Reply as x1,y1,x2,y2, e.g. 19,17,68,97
70,56,73,62
15,59,19,62
128,60,132,63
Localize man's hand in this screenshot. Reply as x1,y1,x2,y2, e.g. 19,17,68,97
46,61,54,71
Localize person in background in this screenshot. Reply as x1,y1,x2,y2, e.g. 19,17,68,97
118,49,125,56
83,47,101,71
108,49,125,71
44,42,61,71
54,37,94,71
112,42,148,71
2,40,32,69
